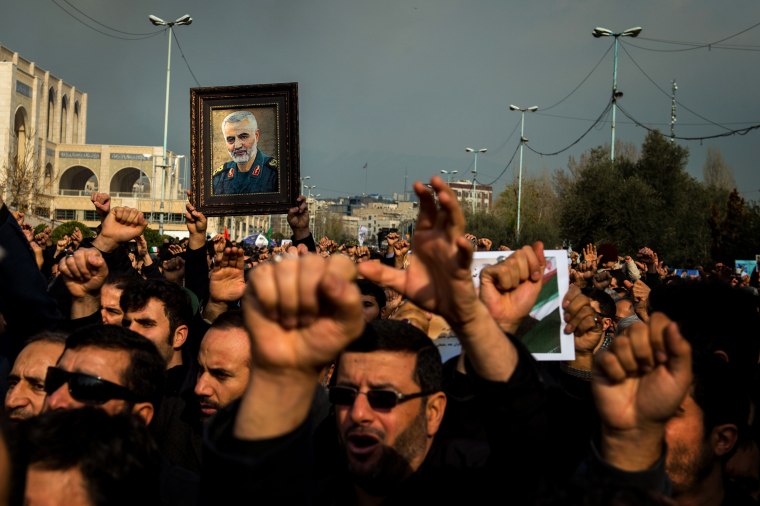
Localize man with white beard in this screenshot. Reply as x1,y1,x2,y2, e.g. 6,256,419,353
212,110,278,195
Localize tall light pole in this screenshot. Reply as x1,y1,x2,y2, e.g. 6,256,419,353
305,184,317,198
300,176,311,196
149,13,192,235
440,169,458,184
592,26,642,162
465,147,487,214
509,104,538,244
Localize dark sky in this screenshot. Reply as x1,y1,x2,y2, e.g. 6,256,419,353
3,0,759,199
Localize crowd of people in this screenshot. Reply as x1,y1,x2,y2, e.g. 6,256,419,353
0,177,758,505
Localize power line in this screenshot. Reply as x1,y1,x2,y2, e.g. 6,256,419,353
483,142,521,186
61,0,157,36
627,19,760,53
487,117,521,157
50,0,163,40
616,102,760,140
538,111,757,127
172,30,202,87
620,43,733,131
542,43,613,111
525,100,613,157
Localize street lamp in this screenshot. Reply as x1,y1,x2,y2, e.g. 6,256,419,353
440,169,458,184
305,184,317,198
300,176,311,196
465,147,487,214
509,104,538,244
592,25,642,162
149,13,192,235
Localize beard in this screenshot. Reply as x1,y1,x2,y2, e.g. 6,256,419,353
347,407,429,496
666,439,714,495
229,143,256,164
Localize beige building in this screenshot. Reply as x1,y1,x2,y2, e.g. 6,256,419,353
449,180,492,213
0,44,187,236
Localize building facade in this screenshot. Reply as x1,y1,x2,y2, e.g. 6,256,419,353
0,44,187,236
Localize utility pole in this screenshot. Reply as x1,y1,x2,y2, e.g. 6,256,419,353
670,80,678,143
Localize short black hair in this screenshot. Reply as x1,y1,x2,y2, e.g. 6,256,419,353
209,309,245,332
65,325,166,407
692,354,750,444
340,319,442,393
120,278,193,340
17,408,161,506
582,287,616,319
356,279,387,310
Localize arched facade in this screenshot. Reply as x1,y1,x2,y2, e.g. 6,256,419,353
59,165,98,195
60,95,68,143
47,88,56,140
13,106,28,163
110,167,150,196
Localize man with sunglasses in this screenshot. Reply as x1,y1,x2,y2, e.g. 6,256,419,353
43,324,166,425
202,178,549,504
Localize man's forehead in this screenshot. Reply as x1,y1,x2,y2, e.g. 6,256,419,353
126,297,167,317
58,346,130,383
336,350,417,386
223,119,255,135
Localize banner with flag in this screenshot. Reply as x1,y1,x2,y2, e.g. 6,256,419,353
470,250,571,361
358,225,367,246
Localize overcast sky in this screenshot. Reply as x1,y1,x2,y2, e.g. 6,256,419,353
2,0,759,200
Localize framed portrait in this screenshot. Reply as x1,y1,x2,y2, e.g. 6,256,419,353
190,82,299,216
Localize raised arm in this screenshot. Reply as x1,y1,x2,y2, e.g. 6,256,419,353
479,242,546,335
59,247,109,320
358,177,520,382
593,312,692,471
235,254,365,440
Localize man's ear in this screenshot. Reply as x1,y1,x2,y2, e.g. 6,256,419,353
133,402,154,426
711,423,738,457
425,392,447,438
172,324,189,350
254,128,261,143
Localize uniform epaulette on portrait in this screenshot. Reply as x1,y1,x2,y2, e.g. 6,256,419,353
267,158,278,169
212,163,226,176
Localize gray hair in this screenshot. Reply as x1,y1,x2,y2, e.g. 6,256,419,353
221,110,258,134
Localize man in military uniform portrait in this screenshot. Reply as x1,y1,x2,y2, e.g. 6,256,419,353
212,110,278,195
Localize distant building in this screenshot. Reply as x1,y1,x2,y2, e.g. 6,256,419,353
448,180,492,213
0,44,187,236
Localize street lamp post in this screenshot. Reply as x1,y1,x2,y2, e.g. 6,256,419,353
509,104,538,244
465,147,487,214
305,184,317,198
300,176,311,196
592,25,642,162
440,170,458,184
149,13,192,235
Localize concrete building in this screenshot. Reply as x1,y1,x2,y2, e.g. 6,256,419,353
0,44,187,236
449,180,492,213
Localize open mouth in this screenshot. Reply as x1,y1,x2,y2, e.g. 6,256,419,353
346,432,382,456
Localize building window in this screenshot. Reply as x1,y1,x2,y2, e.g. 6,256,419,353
35,207,50,218
83,210,98,221
56,209,75,221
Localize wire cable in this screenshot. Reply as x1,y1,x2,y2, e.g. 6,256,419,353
625,20,760,53
172,30,202,86
616,102,760,140
542,43,613,111
61,0,158,36
620,43,733,131
51,0,163,40
526,100,614,157
483,142,522,186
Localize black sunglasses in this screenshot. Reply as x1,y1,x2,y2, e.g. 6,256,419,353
44,367,138,405
328,385,435,410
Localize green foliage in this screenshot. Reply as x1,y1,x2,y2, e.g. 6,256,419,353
709,189,760,263
558,130,715,264
51,221,94,243
271,231,285,243
142,227,170,249
33,223,47,234
483,171,563,249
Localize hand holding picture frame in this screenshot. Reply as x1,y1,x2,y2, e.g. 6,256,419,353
190,82,300,216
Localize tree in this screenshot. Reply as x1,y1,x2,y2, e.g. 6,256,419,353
52,221,94,243
1,128,43,212
702,146,736,192
558,131,711,264
485,171,562,248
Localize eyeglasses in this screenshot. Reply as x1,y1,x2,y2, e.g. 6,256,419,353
328,385,435,410
44,367,138,405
